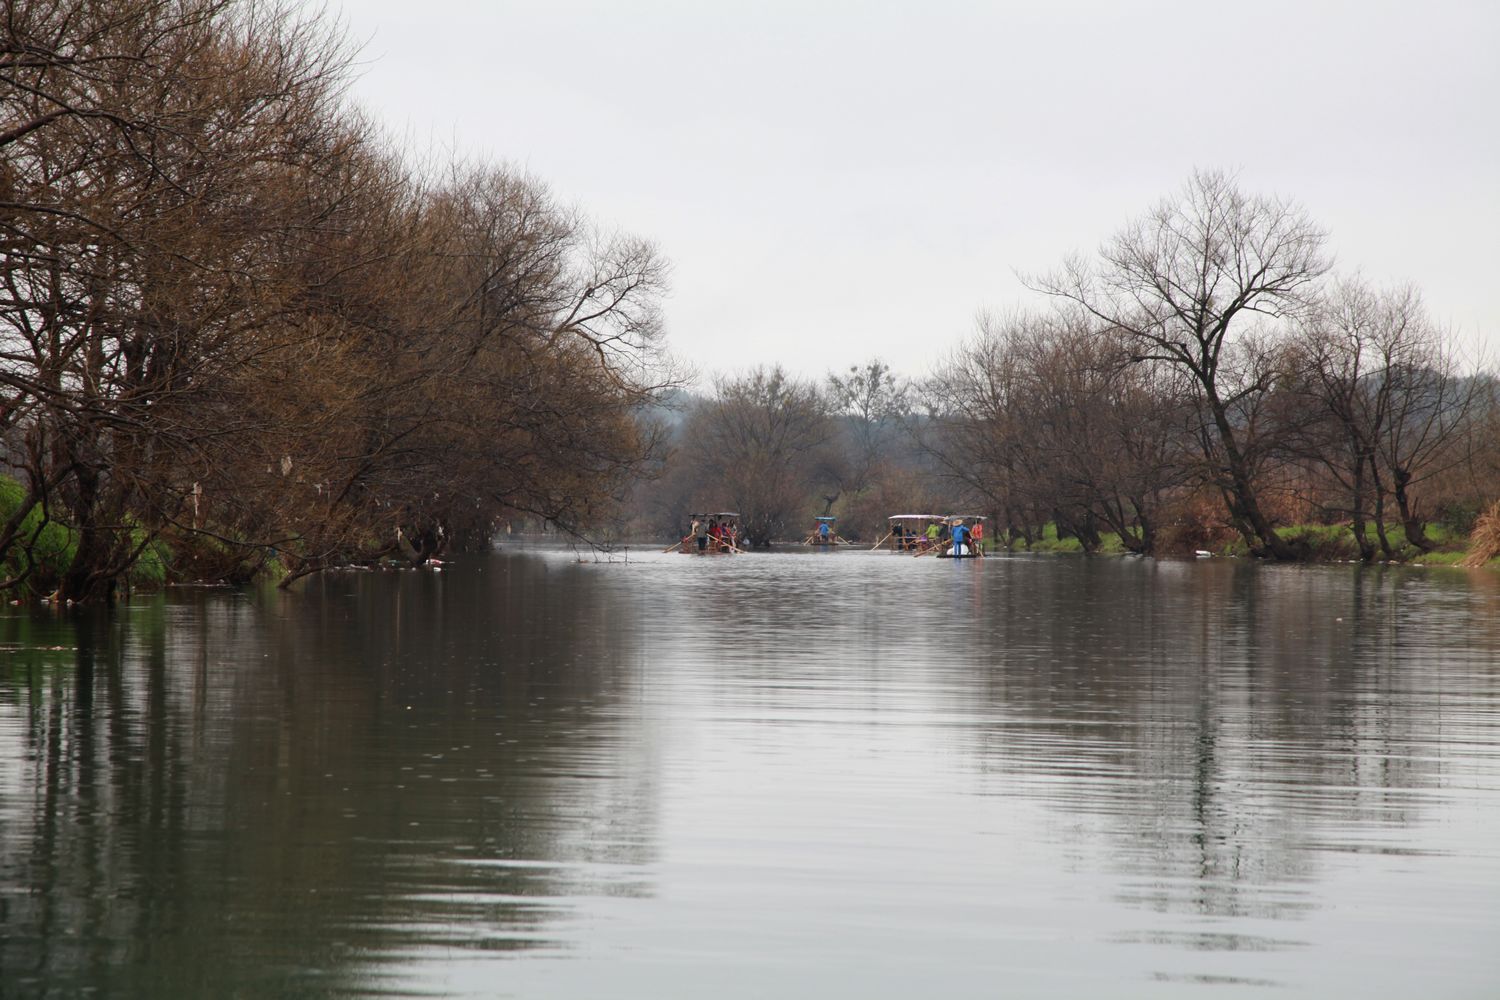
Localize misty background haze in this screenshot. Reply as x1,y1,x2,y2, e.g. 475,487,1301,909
332,0,1498,381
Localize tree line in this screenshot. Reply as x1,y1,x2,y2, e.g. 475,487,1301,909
638,171,1498,561
5,4,1494,599
2,0,674,600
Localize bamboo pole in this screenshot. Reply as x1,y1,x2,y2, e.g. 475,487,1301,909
869,531,892,551
912,535,942,555
668,535,744,555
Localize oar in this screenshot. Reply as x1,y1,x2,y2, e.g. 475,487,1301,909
663,534,691,553
869,531,892,551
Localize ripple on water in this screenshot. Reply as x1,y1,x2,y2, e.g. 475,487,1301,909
2,550,1499,998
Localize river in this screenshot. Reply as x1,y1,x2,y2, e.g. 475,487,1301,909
2,547,1499,998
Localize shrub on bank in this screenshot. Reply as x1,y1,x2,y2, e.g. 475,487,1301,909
0,476,77,592
3,476,178,596
1462,501,1500,568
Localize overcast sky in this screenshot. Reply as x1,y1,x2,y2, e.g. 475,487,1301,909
327,0,1498,384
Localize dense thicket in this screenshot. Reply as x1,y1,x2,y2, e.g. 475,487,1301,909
2,0,672,599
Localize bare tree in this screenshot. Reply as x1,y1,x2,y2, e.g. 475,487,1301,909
1287,278,1482,559
919,316,1034,541
1032,169,1332,559
686,366,832,544
921,310,1194,554
1017,319,1195,554
1369,296,1480,553
824,358,911,517
229,162,674,586
1285,279,1395,559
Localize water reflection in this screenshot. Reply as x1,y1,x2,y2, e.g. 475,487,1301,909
1,562,656,997
947,560,1469,926
2,550,1499,998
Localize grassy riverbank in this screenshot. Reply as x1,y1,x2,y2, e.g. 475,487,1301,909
997,519,1500,569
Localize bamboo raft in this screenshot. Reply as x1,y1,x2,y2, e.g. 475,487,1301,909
803,515,851,546
666,511,744,555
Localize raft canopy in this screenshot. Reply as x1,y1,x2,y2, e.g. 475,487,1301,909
888,513,943,520
814,515,837,522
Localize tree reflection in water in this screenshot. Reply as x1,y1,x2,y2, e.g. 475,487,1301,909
2,552,1498,997
951,559,1495,933
0,559,655,998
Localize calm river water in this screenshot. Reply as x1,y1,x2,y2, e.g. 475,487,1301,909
2,547,1499,998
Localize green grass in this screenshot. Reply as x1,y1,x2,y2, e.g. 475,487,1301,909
2,475,175,593
1217,521,1479,565
1005,516,1497,568
0,476,79,586
1422,523,1468,548
1407,550,1470,566
1026,522,1083,553
127,529,172,586
1013,523,1127,555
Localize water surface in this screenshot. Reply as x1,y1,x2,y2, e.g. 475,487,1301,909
3,548,1499,997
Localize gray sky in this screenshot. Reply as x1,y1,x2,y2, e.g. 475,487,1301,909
329,0,1499,384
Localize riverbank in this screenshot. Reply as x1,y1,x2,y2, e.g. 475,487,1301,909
998,520,1500,569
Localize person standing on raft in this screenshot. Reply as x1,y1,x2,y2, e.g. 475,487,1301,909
950,520,969,557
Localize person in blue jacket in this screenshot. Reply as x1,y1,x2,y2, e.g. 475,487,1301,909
950,520,968,557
